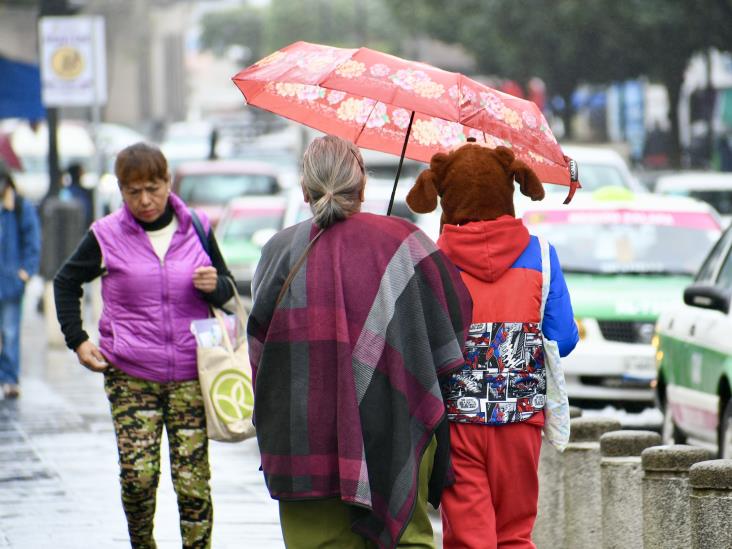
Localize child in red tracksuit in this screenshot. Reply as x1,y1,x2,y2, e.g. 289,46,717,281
407,142,579,549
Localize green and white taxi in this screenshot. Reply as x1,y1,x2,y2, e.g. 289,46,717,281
522,187,722,408
656,224,732,456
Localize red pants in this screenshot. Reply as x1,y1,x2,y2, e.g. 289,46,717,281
441,421,542,549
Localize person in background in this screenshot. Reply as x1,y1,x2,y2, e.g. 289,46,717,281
0,163,40,399
247,135,473,548
53,143,234,548
62,162,94,227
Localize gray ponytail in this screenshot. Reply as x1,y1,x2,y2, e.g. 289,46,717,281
301,135,365,228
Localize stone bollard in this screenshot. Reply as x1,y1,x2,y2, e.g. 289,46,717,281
689,459,732,549
642,445,714,549
563,417,621,549
533,406,582,549
599,430,662,549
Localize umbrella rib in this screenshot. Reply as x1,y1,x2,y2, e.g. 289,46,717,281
352,97,381,145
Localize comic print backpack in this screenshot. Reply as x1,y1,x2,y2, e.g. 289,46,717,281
441,237,557,427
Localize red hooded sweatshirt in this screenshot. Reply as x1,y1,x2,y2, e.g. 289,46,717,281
438,216,542,325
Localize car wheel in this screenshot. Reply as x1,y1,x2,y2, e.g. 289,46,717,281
719,399,732,458
661,402,686,445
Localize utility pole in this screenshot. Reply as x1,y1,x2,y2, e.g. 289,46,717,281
38,0,78,197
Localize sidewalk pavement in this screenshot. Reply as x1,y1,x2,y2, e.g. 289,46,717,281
0,279,284,548
0,280,442,548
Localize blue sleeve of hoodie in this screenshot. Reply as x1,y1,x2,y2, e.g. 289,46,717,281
19,200,41,277
543,244,579,357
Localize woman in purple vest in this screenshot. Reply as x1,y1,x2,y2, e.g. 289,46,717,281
53,142,234,548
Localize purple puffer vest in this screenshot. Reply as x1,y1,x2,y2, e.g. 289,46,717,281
92,193,211,383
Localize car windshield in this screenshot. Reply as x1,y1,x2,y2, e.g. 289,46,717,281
178,174,278,205
221,209,284,241
573,164,628,191
525,209,720,275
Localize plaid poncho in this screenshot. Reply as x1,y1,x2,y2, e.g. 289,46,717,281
248,213,471,548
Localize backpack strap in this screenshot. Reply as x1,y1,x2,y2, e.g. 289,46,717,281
14,194,25,251
538,236,551,329
189,208,211,258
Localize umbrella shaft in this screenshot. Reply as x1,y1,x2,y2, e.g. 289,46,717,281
387,111,415,216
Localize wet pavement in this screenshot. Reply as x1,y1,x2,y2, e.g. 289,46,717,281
0,280,284,548
0,281,443,548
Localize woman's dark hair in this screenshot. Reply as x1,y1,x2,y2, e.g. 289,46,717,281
115,142,168,186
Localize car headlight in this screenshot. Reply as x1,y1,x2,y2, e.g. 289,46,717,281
575,318,587,339
636,322,655,344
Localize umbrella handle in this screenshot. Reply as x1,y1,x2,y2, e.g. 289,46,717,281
387,111,416,216
562,158,579,205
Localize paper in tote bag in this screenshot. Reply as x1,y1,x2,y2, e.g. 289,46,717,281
189,208,254,442
538,237,571,451
192,286,256,442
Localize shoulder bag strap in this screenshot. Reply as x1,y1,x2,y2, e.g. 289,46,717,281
275,228,325,308
538,236,551,330
189,208,211,257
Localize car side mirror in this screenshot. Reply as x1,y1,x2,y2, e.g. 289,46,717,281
683,284,731,314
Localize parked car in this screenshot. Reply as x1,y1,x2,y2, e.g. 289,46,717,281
654,171,732,227
655,224,732,456
172,159,282,226
560,145,645,192
217,183,429,296
522,186,722,408
216,194,296,295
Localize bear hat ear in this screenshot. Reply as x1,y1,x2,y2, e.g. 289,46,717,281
492,146,544,201
406,152,449,213
493,146,516,168
510,158,545,201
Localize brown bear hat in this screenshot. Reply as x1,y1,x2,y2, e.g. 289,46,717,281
406,141,544,230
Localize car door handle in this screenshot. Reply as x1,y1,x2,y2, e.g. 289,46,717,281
689,324,696,337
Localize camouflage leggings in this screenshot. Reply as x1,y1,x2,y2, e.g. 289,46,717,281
104,367,213,549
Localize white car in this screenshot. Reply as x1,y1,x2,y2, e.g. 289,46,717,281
516,144,645,211
561,144,645,192
654,171,732,227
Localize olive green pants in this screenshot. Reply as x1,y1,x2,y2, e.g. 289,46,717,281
279,436,437,548
104,367,213,549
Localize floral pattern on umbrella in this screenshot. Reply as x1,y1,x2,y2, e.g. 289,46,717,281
233,41,574,187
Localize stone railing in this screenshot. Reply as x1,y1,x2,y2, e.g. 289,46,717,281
533,415,729,549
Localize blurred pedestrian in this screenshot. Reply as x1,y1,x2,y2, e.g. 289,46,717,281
53,143,234,548
62,162,94,227
247,135,472,548
0,163,40,399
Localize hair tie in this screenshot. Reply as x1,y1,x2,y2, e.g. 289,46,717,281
323,191,333,201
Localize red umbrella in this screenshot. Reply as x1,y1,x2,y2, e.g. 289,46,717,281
232,42,579,209
0,133,22,171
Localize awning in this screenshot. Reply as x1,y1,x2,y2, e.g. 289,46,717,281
0,56,45,121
